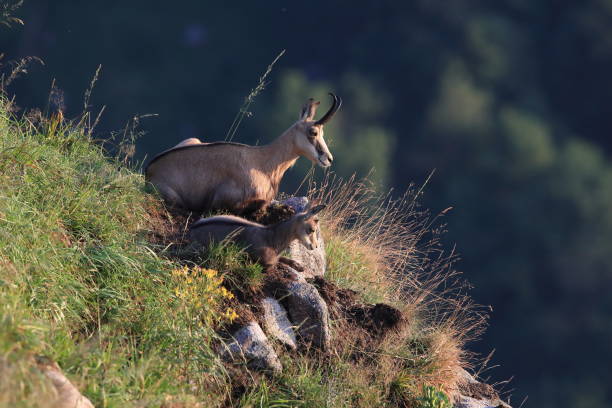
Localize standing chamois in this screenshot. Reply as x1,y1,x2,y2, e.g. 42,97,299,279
188,205,326,272
145,94,341,214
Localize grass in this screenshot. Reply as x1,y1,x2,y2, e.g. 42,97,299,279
0,90,487,407
0,97,230,406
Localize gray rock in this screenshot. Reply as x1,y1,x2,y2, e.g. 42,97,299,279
261,297,298,350
36,357,94,408
453,368,511,408
278,196,326,279
283,268,330,350
287,226,326,279
454,395,511,408
278,196,310,213
219,322,282,374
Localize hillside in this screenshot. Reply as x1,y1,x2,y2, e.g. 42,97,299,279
0,97,508,407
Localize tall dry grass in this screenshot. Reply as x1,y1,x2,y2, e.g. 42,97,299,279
307,172,488,396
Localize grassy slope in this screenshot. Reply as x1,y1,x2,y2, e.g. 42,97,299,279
0,99,476,407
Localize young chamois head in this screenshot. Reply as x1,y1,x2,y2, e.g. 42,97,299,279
292,204,326,250
292,93,341,168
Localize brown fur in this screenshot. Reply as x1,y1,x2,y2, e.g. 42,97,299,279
145,97,339,213
188,206,325,271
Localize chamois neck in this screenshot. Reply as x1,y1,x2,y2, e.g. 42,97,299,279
267,218,296,253
261,127,300,183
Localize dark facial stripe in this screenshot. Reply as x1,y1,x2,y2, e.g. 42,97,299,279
315,141,324,156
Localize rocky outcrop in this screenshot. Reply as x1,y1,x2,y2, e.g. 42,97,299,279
283,268,331,350
261,297,298,350
278,196,310,213
35,356,94,408
280,196,327,279
287,227,326,279
453,368,511,408
219,322,282,375
454,395,510,408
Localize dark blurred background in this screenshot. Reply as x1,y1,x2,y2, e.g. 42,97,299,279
2,1,612,406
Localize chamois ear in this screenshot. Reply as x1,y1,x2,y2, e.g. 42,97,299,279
300,98,320,121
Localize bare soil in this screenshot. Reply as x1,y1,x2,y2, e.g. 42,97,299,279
144,201,198,249
246,202,295,225
312,276,404,357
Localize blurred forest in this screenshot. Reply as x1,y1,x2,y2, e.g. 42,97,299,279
2,1,612,406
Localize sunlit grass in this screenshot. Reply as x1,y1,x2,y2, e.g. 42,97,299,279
0,97,230,406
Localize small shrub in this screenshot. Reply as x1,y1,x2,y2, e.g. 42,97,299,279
417,385,452,408
170,265,238,326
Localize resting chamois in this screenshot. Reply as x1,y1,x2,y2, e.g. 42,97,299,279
145,94,341,214
188,205,326,272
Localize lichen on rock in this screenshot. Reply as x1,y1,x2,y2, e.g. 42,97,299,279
218,321,283,375
261,297,298,350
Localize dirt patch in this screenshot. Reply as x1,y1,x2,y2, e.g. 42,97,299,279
313,276,359,311
247,202,295,225
348,303,403,336
312,277,403,355
221,301,259,336
144,200,200,249
261,264,300,298
221,365,263,407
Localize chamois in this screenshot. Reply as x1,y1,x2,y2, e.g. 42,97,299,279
188,205,326,272
145,94,341,214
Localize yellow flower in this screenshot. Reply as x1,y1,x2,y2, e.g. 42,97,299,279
224,308,239,322
220,287,234,299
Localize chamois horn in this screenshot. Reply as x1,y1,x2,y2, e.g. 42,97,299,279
315,93,342,125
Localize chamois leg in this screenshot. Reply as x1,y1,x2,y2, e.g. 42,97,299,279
253,247,284,273
278,256,304,272
155,183,185,210
210,184,247,215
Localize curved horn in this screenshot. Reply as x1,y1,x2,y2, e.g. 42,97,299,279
314,93,342,125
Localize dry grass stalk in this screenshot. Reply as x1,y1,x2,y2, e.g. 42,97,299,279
308,172,488,394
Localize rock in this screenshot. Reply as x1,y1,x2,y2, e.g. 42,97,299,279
261,297,298,350
283,268,331,350
454,395,511,408
278,196,310,213
278,196,327,278
287,226,326,278
219,321,282,374
453,368,511,408
35,356,94,408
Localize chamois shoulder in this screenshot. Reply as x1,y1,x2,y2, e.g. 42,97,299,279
191,215,264,230
145,141,251,173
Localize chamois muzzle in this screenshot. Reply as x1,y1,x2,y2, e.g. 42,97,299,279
316,143,333,167
314,93,342,126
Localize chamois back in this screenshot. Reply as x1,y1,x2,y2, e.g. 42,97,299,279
145,141,249,174
191,215,264,230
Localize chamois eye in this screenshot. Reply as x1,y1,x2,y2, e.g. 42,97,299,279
308,128,318,138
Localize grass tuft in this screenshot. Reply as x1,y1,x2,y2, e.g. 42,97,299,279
308,173,487,399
